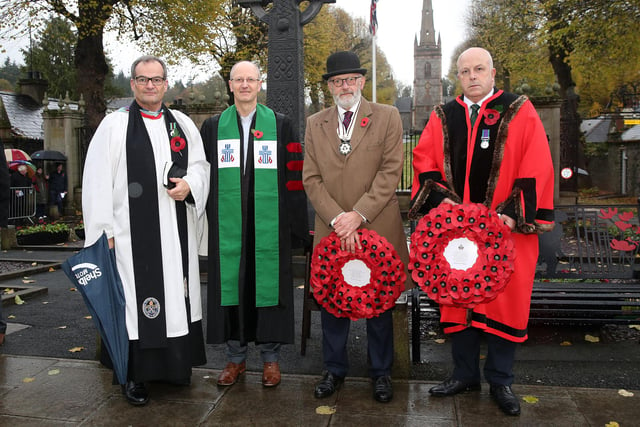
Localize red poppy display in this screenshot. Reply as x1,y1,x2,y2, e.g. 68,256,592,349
170,136,186,152
409,203,515,308
360,117,370,127
310,229,406,320
252,129,264,139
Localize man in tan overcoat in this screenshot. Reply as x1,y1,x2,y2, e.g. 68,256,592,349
303,50,409,403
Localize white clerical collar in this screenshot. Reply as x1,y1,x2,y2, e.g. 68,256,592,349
464,90,494,109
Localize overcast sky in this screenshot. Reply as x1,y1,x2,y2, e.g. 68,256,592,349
336,0,471,84
1,0,471,86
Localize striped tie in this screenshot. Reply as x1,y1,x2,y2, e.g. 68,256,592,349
470,104,480,127
342,111,353,129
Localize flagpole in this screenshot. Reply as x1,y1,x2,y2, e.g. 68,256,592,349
370,0,378,103
372,34,377,103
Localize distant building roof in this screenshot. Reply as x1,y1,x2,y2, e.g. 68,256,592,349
0,91,44,140
106,97,134,112
621,125,640,142
394,97,412,114
0,91,83,141
580,117,612,143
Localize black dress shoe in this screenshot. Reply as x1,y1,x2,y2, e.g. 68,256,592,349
429,378,481,396
373,375,393,403
489,384,521,416
314,371,344,398
121,381,149,406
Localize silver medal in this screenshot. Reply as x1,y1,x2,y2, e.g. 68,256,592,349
480,129,490,149
339,140,352,155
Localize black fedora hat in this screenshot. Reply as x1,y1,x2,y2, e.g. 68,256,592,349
322,51,367,81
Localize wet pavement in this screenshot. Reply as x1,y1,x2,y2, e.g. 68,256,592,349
1,244,640,425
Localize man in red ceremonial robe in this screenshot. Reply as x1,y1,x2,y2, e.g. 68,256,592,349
410,47,554,416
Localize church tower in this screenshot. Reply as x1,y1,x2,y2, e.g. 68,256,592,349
413,0,442,129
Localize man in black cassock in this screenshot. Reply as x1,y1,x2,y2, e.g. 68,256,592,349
200,61,309,388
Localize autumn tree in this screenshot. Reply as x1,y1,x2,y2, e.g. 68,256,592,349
464,0,640,190
0,0,225,129
22,17,77,99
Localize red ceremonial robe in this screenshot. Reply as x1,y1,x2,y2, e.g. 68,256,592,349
410,90,555,342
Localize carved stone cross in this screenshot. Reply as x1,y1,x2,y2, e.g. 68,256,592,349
236,0,335,140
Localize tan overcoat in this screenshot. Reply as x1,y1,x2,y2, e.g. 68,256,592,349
303,97,410,285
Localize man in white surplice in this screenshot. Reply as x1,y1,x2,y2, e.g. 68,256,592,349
82,55,210,406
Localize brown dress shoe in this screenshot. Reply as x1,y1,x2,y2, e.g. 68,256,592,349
217,361,246,386
262,362,281,387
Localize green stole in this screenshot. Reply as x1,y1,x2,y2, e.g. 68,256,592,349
217,104,280,307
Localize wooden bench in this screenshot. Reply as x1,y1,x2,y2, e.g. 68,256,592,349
530,281,640,325
410,204,640,362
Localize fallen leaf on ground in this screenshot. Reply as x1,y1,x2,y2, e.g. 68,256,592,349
316,406,337,415
434,338,445,344
22,377,35,383
48,267,55,272
31,262,37,266
3,288,15,295
57,326,67,329
522,395,539,404
69,287,77,292
68,347,84,353
629,325,640,331
560,341,572,346
296,285,304,289
584,334,600,343
8,315,16,319
605,422,620,427
42,301,49,304
428,331,437,336
618,389,634,397
14,295,25,305
84,315,92,320
48,369,60,376
22,279,35,284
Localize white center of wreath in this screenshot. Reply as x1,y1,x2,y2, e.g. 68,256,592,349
341,259,372,287
443,237,479,270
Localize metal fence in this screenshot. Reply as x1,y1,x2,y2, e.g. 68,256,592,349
399,130,421,191
8,186,36,223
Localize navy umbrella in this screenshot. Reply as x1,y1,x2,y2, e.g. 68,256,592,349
61,232,128,385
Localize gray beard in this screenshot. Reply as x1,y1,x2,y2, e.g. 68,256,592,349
333,90,361,110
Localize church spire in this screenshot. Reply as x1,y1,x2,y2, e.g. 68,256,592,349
412,0,442,129
419,0,436,46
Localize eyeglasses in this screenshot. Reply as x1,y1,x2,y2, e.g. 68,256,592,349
229,77,261,84
134,76,165,86
328,76,362,87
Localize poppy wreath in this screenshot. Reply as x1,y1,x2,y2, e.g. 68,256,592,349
310,228,406,320
409,203,515,308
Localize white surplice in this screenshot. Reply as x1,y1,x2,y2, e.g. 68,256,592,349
82,108,210,341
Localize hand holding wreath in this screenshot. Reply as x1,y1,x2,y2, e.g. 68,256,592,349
409,203,515,308
310,228,406,320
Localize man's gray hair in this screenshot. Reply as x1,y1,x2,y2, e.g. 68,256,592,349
131,55,168,79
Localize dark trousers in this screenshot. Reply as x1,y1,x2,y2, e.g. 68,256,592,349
320,308,393,379
451,327,517,386
0,301,6,334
